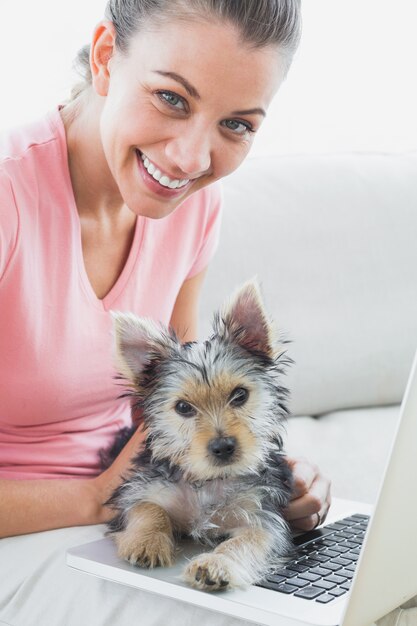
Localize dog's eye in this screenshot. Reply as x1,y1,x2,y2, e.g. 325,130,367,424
175,400,197,418
229,387,249,407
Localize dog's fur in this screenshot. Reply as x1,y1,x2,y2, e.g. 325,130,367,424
102,280,295,590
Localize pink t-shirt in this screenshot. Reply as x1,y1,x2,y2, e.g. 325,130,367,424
0,108,222,479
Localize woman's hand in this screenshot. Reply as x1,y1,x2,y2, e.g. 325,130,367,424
283,456,332,532
91,427,147,524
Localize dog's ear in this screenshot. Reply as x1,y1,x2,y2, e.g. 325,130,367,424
110,312,169,383
220,279,276,357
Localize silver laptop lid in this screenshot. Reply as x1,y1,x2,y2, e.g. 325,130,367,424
341,348,417,626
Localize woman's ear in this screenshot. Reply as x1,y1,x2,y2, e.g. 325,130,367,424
90,20,117,97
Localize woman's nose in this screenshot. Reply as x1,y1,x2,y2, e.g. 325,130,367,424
165,122,212,179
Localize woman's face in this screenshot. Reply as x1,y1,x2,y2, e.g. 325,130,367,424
94,18,286,218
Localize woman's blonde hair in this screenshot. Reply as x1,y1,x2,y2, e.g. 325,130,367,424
71,0,301,100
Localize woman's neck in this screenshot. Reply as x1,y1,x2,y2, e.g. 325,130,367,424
60,93,125,220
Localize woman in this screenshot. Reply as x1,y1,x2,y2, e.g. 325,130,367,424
0,3,331,621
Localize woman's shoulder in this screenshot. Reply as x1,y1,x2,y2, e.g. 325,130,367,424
0,108,63,169
0,109,68,279
0,108,70,216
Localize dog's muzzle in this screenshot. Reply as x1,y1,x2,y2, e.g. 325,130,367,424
208,436,237,463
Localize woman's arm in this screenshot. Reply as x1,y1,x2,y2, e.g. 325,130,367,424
169,269,208,342
0,426,147,539
0,477,99,538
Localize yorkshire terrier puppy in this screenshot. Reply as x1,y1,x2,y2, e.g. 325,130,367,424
103,280,294,591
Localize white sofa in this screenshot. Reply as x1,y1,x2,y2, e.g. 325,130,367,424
1,151,417,626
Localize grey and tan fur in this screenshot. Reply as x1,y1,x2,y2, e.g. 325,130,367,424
103,280,295,590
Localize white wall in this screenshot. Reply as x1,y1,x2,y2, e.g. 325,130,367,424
258,0,417,155
1,0,416,156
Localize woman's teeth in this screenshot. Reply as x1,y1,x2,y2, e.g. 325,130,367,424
140,152,189,189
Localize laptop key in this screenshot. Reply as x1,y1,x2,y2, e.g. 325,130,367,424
287,577,310,588
325,574,347,584
266,574,286,584
308,553,330,563
274,583,299,594
258,579,288,592
329,587,348,597
331,556,352,566
319,524,340,531
330,522,350,529
294,586,325,600
316,593,335,604
321,561,343,572
298,555,318,565
287,563,310,573
353,536,365,543
321,539,336,546
323,549,340,558
338,569,354,579
328,545,350,554
299,572,321,582
314,580,337,591
302,545,320,555
343,516,361,524
309,566,332,576
272,568,297,578
333,531,354,540
345,563,357,572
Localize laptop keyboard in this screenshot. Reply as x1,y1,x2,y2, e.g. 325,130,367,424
257,514,370,603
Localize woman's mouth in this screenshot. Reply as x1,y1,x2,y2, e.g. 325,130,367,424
136,150,193,198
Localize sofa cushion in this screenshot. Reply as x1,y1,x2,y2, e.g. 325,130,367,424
200,153,417,416
285,405,400,503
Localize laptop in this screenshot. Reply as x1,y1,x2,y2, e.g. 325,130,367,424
67,349,417,626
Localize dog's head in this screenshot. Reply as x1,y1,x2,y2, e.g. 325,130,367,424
111,280,291,481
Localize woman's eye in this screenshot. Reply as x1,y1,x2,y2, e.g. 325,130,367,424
222,119,254,136
229,387,249,407
157,91,186,111
175,400,197,418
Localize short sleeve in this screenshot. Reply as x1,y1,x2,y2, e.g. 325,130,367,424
186,182,223,279
0,168,19,282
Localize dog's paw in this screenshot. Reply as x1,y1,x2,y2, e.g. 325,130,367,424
183,553,235,591
115,530,175,568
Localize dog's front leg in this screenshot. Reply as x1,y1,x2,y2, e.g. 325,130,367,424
183,526,275,590
115,501,175,567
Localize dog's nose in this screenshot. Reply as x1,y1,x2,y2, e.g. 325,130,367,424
208,436,237,461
